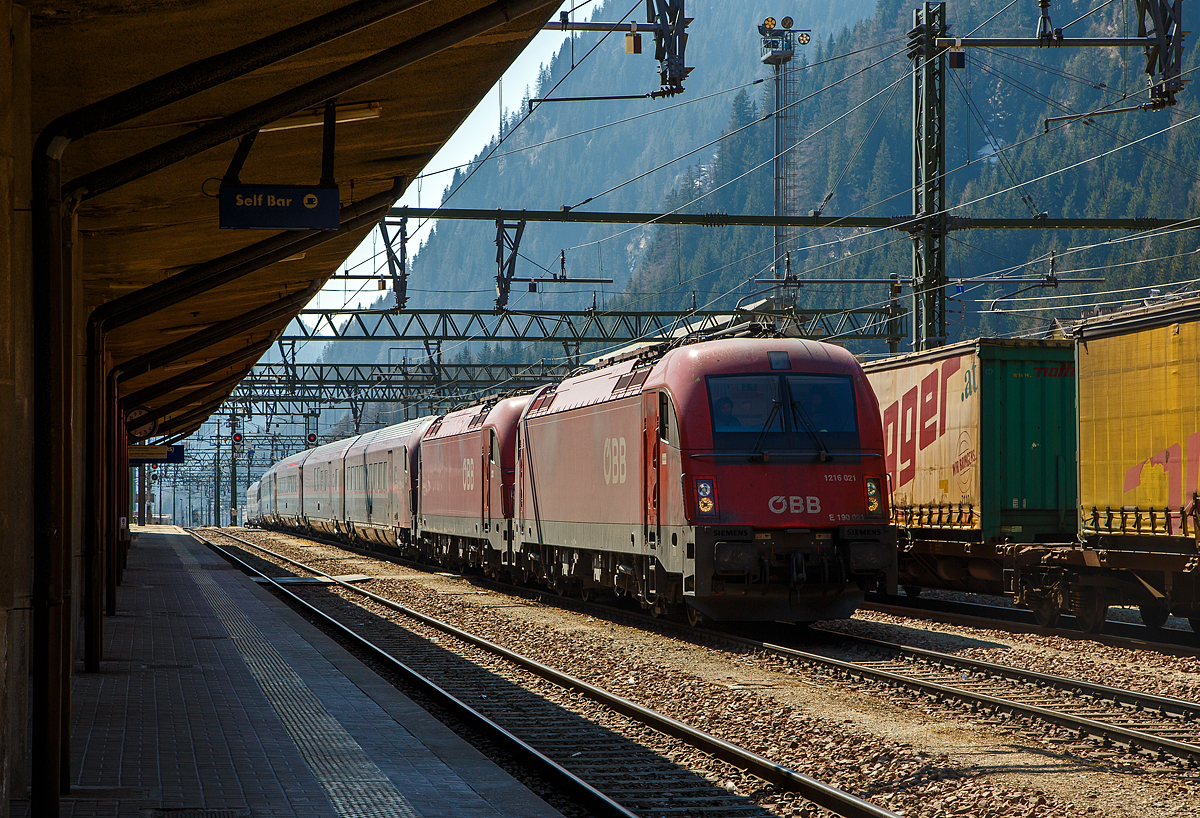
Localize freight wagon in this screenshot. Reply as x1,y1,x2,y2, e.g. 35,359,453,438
862,339,1079,620
1015,297,1200,633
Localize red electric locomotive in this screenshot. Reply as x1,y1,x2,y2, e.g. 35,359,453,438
416,395,533,567
511,335,896,623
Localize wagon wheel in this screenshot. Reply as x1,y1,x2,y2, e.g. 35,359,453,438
1070,587,1108,634
579,586,595,603
1031,596,1060,629
685,602,707,628
902,585,922,600
1138,603,1170,630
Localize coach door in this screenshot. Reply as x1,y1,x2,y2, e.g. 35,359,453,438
643,392,663,549
388,450,395,524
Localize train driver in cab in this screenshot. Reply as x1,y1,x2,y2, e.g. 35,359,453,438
713,396,742,429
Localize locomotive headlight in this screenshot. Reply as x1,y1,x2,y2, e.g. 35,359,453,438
864,478,883,517
695,478,718,516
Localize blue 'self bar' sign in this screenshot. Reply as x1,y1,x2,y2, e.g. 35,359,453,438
220,185,340,230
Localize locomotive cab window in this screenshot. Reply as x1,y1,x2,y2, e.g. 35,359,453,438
707,374,859,455
786,374,859,452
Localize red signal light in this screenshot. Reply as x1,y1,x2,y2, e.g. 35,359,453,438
307,433,317,444
232,432,243,444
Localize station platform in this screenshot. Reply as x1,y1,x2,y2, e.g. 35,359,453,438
21,527,563,818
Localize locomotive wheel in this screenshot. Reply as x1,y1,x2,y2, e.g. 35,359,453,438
579,587,595,603
1139,603,1170,630
685,603,707,628
903,585,922,599
1070,587,1108,634
1031,597,1060,629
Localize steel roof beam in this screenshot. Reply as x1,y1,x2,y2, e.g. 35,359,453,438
158,396,232,438
122,339,275,409
68,0,561,201
132,371,251,434
116,283,319,386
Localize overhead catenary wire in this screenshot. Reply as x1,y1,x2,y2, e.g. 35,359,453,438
406,37,906,186
972,53,1200,185
947,70,1040,216
316,74,1200,352
563,41,912,214
321,35,921,325
301,8,1200,382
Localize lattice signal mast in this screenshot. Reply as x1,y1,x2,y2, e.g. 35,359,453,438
759,16,812,285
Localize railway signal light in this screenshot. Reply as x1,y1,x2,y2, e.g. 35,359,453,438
907,23,927,60
307,432,318,446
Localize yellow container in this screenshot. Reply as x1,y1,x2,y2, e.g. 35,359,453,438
1077,298,1200,537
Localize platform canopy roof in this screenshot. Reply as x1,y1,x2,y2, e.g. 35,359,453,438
31,0,561,439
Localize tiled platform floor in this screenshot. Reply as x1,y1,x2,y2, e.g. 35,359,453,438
18,527,563,818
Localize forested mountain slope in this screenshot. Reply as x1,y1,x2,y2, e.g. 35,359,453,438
322,0,1200,370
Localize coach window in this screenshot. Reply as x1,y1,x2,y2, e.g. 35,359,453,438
490,431,499,464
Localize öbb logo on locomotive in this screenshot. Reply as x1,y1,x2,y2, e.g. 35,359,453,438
768,495,822,514
603,437,627,485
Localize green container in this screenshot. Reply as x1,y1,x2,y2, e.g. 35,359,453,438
863,338,1076,545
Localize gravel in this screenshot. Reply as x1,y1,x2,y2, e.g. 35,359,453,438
215,528,1200,818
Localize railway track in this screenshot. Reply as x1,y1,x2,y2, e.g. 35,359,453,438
862,594,1200,651
191,528,898,818
207,525,1200,778
760,630,1200,767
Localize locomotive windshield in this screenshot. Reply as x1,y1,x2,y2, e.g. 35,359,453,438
707,374,859,454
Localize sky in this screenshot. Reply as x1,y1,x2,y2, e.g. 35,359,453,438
307,11,577,314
